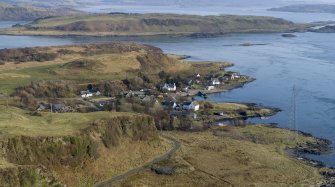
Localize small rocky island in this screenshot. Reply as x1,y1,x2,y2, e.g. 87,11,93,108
282,33,297,37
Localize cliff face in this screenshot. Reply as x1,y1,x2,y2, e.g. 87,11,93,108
0,115,159,186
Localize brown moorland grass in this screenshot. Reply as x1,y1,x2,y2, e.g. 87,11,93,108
58,137,171,187
199,101,277,118
0,43,229,94
117,127,322,187
0,105,172,186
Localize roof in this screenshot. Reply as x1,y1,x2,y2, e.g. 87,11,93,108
162,100,176,106
164,83,176,88
183,101,198,106
211,78,220,81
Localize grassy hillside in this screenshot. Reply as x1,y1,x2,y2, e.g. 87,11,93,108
0,13,303,36
1,0,96,7
0,105,171,186
0,3,85,21
0,42,230,95
118,127,323,186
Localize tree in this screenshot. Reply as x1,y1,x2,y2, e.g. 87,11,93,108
87,84,93,91
104,82,112,97
158,71,168,80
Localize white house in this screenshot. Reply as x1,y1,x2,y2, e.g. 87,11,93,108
81,93,93,98
231,73,241,80
222,73,241,81
210,78,221,86
81,91,93,98
162,83,177,92
182,101,200,111
206,86,215,91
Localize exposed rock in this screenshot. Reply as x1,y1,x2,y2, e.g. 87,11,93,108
151,166,174,175
294,138,332,155
312,25,335,33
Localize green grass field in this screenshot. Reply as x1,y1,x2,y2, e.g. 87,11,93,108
0,105,136,139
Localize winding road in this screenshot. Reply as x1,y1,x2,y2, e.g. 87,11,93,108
94,134,181,187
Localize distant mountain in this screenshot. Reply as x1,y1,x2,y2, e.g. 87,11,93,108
0,3,86,21
107,0,286,7
2,0,286,8
0,0,95,8
269,4,335,14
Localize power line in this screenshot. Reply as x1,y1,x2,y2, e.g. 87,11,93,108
289,85,298,141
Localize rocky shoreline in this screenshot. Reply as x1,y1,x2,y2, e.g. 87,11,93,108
277,127,335,186
190,56,335,186
191,56,335,186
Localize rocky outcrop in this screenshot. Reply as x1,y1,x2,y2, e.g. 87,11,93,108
294,138,332,155
311,25,335,33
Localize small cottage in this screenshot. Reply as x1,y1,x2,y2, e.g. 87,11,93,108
81,91,93,98
210,78,221,86
162,83,177,92
222,73,241,81
182,101,200,111
206,86,215,91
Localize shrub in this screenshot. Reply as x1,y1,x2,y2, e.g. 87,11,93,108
204,102,214,109
0,48,58,63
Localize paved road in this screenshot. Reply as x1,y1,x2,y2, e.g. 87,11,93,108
94,134,181,187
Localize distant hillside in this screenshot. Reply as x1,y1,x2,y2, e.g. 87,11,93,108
0,13,303,36
0,3,86,21
0,0,287,8
109,0,285,7
0,0,90,7
269,4,335,14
